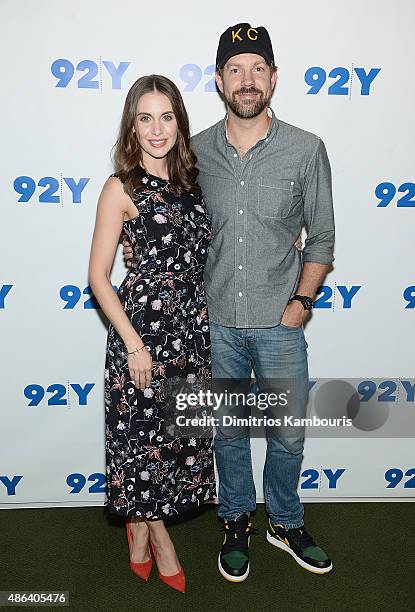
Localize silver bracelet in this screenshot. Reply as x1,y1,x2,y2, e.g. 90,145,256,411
127,345,146,355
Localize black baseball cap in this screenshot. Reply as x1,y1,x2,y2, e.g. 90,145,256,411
216,22,275,69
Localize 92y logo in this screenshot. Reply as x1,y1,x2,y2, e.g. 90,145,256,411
0,476,23,496
24,383,95,407
314,285,361,309
67,473,106,494
301,468,346,490
13,176,90,204
375,182,415,208
0,285,13,309
179,64,216,92
305,66,380,96
51,59,130,90
403,287,415,309
60,285,119,309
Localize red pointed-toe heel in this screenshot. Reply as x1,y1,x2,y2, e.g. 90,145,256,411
150,542,186,593
125,518,152,581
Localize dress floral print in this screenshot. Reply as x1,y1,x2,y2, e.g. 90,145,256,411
104,172,216,519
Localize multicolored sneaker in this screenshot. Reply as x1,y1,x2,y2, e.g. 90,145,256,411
218,514,255,582
267,519,333,574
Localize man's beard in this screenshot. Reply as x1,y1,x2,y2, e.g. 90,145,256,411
227,87,270,119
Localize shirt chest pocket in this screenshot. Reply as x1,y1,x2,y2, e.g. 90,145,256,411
257,176,295,219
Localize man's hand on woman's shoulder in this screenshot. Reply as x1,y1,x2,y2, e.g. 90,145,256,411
122,240,133,267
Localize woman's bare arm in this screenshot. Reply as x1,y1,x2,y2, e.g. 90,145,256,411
88,177,140,347
88,177,152,388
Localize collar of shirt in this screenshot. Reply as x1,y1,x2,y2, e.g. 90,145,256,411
222,106,277,149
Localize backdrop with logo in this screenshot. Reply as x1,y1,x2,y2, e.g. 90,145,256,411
1,0,414,509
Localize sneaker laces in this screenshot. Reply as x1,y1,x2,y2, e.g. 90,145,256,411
288,527,316,549
221,518,258,550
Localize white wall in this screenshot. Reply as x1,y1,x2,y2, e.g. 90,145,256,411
1,0,414,508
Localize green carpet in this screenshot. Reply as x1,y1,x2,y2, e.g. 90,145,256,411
1,502,413,611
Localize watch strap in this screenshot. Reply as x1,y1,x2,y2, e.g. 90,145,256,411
289,294,314,310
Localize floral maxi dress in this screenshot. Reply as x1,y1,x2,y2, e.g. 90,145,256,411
104,172,216,519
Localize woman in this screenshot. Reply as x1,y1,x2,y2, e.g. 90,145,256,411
88,75,216,593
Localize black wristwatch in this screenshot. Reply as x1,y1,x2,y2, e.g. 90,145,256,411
289,294,314,311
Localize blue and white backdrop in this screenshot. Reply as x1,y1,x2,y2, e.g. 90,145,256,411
1,0,414,508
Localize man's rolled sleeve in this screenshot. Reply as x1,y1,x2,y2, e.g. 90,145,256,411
302,138,335,265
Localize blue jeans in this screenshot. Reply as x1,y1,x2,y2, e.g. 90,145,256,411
210,321,309,529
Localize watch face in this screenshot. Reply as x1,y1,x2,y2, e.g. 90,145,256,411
294,295,313,310
290,295,313,309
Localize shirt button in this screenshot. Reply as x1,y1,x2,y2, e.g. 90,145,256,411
240,180,245,186
239,209,243,214
291,181,294,186
238,292,243,297
238,237,243,242
238,265,243,270
233,153,237,157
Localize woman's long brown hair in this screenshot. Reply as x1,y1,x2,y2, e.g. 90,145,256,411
113,75,199,197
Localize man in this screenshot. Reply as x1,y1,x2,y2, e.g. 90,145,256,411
124,23,335,582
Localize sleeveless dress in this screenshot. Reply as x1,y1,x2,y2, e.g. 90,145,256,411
104,172,216,519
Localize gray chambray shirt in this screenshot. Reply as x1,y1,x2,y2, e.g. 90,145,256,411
190,107,335,328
